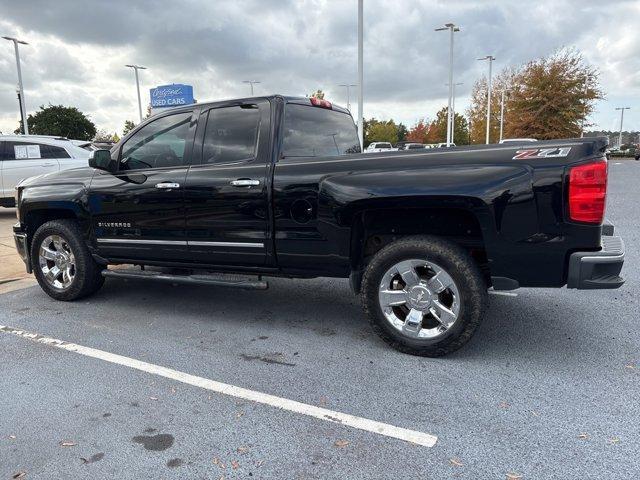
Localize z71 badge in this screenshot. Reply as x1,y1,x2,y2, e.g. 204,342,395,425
512,147,571,160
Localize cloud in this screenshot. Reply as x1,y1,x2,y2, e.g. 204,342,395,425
0,0,637,135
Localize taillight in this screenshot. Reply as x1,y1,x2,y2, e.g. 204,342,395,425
568,160,607,224
309,97,332,109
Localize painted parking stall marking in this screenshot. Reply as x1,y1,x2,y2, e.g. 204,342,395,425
0,325,438,448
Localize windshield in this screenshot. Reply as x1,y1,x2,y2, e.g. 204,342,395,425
282,104,361,157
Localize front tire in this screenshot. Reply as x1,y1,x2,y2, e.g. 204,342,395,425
31,219,105,301
361,236,487,357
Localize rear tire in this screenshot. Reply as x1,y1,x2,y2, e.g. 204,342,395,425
361,235,487,357
31,219,105,301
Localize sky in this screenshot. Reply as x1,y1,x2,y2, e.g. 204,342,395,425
0,0,638,137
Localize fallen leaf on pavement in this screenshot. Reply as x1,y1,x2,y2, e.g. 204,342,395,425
449,458,463,467
578,433,588,439
235,411,245,418
499,402,510,409
237,446,249,455
59,441,77,447
12,472,26,479
149,396,158,401
319,396,328,406
608,437,621,444
624,364,635,369
213,457,225,469
506,473,522,480
231,460,239,470
334,439,349,448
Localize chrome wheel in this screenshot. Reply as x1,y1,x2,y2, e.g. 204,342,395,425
38,235,76,290
378,258,461,339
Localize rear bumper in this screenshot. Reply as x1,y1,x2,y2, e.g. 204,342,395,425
567,235,624,289
13,223,32,274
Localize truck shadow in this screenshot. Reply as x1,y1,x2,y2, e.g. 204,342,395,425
82,277,621,366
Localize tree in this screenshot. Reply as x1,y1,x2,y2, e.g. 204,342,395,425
308,89,325,100
467,49,602,142
364,118,398,145
16,105,96,140
397,123,408,143
94,129,120,143
122,120,136,136
426,107,469,145
406,120,429,143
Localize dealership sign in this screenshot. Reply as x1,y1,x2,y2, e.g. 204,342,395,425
150,84,194,108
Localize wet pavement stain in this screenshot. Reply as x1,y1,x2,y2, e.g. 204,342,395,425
81,452,105,464
132,433,174,451
167,458,184,468
240,353,296,367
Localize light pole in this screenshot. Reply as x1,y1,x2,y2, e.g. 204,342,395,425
499,89,508,142
580,76,590,138
478,55,495,144
242,80,261,96
436,23,460,147
3,36,29,134
338,83,357,111
125,64,147,123
615,107,630,149
445,82,463,143
357,0,364,149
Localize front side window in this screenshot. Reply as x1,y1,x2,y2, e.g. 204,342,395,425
282,104,361,158
120,112,192,170
202,105,261,164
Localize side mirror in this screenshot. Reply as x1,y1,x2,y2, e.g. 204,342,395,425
89,149,116,172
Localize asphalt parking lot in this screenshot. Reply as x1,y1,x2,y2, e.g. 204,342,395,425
1,161,638,479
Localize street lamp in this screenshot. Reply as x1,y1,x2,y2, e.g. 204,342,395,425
615,107,630,149
125,64,147,123
242,80,261,96
357,0,364,149
499,89,509,142
3,36,29,135
445,82,463,143
338,83,357,111
478,55,496,144
436,23,460,147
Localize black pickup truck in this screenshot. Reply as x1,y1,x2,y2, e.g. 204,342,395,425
13,95,625,356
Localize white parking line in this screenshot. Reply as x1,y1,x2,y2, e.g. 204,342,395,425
0,324,437,448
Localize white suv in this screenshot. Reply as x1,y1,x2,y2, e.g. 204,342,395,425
1,135,91,207
365,142,396,153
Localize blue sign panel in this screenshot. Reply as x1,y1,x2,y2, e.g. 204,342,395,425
150,84,194,108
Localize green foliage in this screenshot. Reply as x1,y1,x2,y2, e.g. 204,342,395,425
364,118,398,146
308,89,325,100
122,120,136,136
16,104,96,140
396,123,408,142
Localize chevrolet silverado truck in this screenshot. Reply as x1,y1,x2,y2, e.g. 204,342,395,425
13,95,625,356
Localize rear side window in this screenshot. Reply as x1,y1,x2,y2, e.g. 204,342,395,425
202,105,261,164
282,104,361,158
2,141,70,160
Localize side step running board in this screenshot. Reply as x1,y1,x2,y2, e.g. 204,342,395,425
101,269,268,290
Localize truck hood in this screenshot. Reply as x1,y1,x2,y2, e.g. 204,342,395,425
18,166,96,189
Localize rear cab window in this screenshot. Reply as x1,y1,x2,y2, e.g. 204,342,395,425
282,103,361,158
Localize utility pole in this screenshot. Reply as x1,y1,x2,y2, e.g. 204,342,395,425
242,80,261,96
339,83,357,112
615,107,630,149
125,64,147,123
445,82,463,143
499,90,507,142
580,77,590,138
436,23,460,147
478,55,495,144
357,0,364,149
3,36,29,134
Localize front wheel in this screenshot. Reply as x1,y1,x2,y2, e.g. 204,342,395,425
31,219,105,301
361,236,487,357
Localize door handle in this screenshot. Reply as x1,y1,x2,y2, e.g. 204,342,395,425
230,179,260,187
155,182,180,189
41,163,56,167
